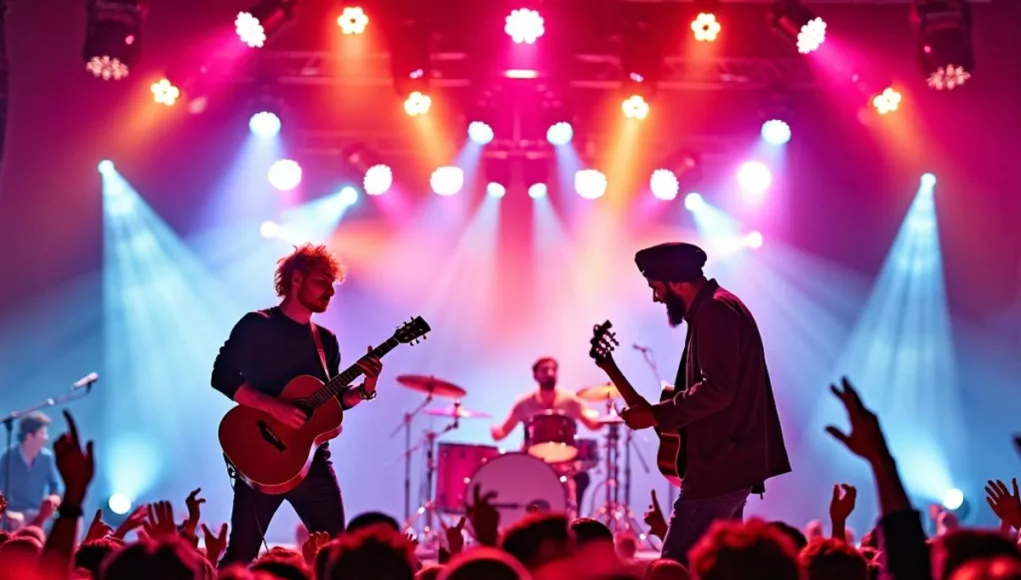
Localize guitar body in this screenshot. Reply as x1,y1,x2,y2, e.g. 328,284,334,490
656,385,683,488
219,375,343,495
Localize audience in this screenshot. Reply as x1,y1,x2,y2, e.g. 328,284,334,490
0,380,1019,580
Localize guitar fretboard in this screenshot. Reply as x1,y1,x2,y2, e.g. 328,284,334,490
307,337,401,407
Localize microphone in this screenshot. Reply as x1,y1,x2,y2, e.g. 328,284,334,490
632,343,650,353
72,372,99,390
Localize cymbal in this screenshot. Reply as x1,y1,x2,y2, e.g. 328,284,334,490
424,406,492,419
593,415,624,425
396,375,467,398
577,383,621,402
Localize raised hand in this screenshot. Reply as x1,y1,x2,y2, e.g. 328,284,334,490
301,531,330,564
985,478,1021,531
466,484,500,547
201,523,228,566
143,501,178,539
84,509,113,541
830,484,857,522
53,410,95,503
113,505,148,539
825,378,889,464
0,493,6,514
643,490,667,540
183,488,205,534
441,516,467,556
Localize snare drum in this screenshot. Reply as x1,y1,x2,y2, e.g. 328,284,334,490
465,452,568,525
436,442,502,513
524,411,578,463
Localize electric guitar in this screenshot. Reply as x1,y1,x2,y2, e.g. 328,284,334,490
589,320,682,487
219,316,431,494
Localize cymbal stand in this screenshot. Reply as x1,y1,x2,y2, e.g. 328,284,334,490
401,401,461,549
390,392,434,524
638,345,677,509
593,421,649,543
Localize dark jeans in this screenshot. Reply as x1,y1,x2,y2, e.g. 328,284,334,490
574,472,590,511
221,446,345,566
661,486,750,566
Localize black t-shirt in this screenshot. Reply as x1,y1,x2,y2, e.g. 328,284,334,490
211,307,341,400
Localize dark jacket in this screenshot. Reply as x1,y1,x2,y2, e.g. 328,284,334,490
651,279,791,499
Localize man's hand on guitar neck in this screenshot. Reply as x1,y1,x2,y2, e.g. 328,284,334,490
356,345,383,394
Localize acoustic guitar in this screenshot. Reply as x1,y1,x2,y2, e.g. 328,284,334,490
219,316,431,494
589,320,682,487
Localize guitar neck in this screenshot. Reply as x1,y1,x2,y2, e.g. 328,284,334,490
309,338,400,407
601,362,648,408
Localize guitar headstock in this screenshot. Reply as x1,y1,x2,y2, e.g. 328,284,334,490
396,316,431,345
589,320,618,365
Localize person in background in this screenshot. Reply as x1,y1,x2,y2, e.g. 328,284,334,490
0,412,62,530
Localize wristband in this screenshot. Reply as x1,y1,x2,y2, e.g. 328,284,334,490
56,504,83,520
357,383,377,401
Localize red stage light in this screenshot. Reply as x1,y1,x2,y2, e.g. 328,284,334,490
337,6,368,35
691,13,721,42
505,8,544,44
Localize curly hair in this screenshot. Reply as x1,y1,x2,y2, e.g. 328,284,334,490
274,243,344,297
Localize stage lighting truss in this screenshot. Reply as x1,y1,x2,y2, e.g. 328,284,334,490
912,0,974,91
236,0,297,48
771,0,826,55
84,0,147,81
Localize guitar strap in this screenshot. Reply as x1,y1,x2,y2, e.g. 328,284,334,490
310,323,330,379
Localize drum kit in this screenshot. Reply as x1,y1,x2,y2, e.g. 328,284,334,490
391,374,651,549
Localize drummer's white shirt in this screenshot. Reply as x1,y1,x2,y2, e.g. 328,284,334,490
511,388,586,423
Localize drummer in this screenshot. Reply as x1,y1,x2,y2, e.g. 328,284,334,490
491,356,602,512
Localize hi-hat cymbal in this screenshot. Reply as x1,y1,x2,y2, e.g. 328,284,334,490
424,406,492,419
577,383,621,402
396,375,467,398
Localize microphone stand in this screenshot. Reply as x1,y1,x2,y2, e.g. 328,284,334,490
390,392,433,524
2,381,97,516
638,347,677,508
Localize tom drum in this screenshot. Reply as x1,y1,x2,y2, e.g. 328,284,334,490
435,442,502,513
524,410,578,463
465,452,568,526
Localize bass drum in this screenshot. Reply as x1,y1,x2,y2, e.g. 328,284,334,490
464,452,568,526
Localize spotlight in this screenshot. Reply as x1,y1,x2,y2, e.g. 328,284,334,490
737,161,773,198
150,78,181,106
268,159,302,191
528,183,548,199
523,158,549,199
650,169,680,201
249,111,282,137
107,494,132,516
622,95,650,120
468,121,494,145
684,193,705,212
691,13,721,42
235,0,296,48
921,173,937,187
486,182,507,198
430,166,464,196
913,1,974,90
772,1,826,54
260,220,280,239
761,119,791,145
574,170,607,200
872,87,902,115
942,488,964,511
546,122,573,146
337,6,368,35
98,160,115,173
84,0,146,80
363,164,393,195
745,231,764,249
404,91,432,116
505,8,544,44
338,186,359,207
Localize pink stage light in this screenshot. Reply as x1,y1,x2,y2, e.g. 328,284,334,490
505,8,544,44
650,169,680,201
235,12,267,48
430,166,464,196
736,161,772,200
691,13,721,42
337,6,368,35
364,164,393,195
404,91,431,116
622,95,649,120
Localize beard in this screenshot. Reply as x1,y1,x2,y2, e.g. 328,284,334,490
664,290,687,327
538,379,556,391
300,292,331,313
